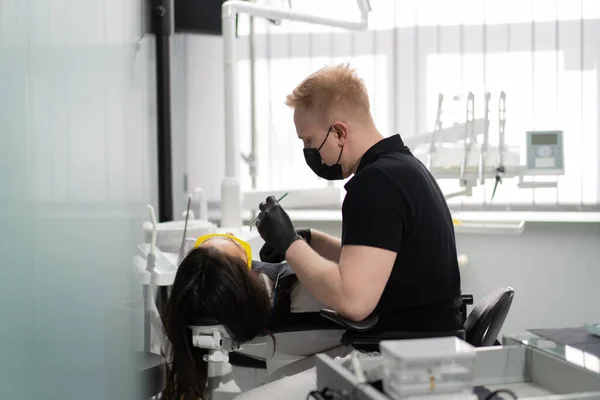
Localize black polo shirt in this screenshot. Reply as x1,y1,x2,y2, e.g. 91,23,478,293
341,134,461,332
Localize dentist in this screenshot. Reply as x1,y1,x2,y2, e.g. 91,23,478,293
240,64,462,400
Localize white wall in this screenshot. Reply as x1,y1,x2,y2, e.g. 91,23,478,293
456,222,600,334
305,220,600,336
185,34,227,205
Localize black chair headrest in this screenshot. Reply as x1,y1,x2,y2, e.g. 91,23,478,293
188,315,222,326
465,286,515,347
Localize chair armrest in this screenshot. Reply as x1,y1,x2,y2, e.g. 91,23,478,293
319,309,379,332
459,294,474,326
461,294,474,305
341,329,466,352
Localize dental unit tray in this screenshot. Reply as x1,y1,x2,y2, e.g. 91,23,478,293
315,338,600,400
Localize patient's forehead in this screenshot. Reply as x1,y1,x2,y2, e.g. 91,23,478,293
199,237,247,262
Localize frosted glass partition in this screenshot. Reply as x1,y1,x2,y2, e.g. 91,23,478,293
0,1,157,398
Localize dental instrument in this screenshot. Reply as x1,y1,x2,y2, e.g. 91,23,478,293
144,205,166,353
426,93,444,170
409,91,564,201
459,92,475,187
479,92,491,186
249,192,289,230
177,195,192,265
491,91,507,201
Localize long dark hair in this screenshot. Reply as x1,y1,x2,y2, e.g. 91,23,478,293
161,246,271,400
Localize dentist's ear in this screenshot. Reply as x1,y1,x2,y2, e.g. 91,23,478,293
331,122,349,143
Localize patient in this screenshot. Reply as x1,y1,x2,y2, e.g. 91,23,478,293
160,234,324,400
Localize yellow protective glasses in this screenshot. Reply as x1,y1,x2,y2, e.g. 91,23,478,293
194,233,253,269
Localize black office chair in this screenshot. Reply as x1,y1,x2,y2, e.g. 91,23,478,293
321,287,514,350
320,294,472,352
464,286,514,347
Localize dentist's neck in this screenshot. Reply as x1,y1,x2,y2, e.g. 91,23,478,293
347,122,384,175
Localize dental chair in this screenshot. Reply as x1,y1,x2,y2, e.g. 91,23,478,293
200,293,477,398
152,287,512,400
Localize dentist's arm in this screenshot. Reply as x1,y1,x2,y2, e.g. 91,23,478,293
309,229,342,262
285,240,395,321
255,196,395,320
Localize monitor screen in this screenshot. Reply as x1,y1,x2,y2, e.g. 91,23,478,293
175,0,224,35
531,133,558,146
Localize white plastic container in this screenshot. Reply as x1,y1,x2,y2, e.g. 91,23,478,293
380,337,477,400
142,219,216,253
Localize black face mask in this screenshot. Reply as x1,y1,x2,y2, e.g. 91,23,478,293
303,126,345,181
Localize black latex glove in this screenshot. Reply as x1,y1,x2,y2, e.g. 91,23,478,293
255,195,305,257
259,228,311,262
